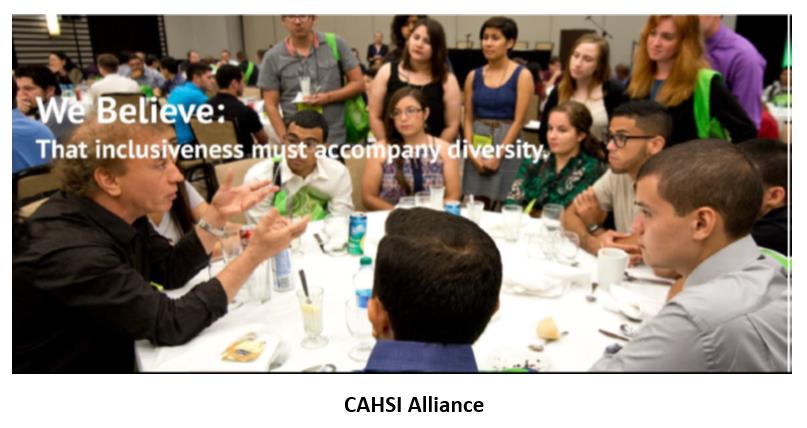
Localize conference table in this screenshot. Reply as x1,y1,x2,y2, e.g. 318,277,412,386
135,209,670,372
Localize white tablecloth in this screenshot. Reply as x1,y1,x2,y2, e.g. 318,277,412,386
136,210,669,372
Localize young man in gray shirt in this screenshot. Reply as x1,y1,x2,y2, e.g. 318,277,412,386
591,140,789,372
258,15,365,147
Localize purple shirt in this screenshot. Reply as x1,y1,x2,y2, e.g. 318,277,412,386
705,24,766,128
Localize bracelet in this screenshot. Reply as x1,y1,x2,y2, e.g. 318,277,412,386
587,223,601,234
197,218,226,238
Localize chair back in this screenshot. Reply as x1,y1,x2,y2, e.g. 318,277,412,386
190,118,240,164
14,165,60,206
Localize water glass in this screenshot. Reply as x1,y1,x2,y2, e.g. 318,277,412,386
528,227,556,260
397,196,416,209
297,287,328,349
220,230,244,263
466,200,485,224
345,298,374,362
429,185,445,210
555,231,580,265
501,205,523,242
541,203,563,232
415,191,431,208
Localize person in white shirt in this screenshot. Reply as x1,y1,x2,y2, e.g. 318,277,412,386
148,181,208,245
87,53,140,107
244,110,354,223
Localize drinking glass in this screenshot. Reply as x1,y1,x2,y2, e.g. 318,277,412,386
429,185,445,210
466,200,485,224
345,298,374,361
220,229,244,263
396,196,416,209
541,203,563,232
555,231,580,265
528,227,556,261
297,287,328,349
415,191,431,208
501,205,523,242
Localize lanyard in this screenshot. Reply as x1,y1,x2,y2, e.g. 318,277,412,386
287,35,321,89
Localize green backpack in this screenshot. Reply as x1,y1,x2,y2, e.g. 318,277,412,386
693,69,729,140
324,32,370,144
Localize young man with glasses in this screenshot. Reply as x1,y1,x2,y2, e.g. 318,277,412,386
258,15,365,147
244,110,354,222
561,100,671,262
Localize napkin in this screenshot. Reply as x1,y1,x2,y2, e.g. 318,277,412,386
600,284,665,321
504,263,589,297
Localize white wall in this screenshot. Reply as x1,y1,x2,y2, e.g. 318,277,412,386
164,15,244,60
239,15,654,66
169,15,738,68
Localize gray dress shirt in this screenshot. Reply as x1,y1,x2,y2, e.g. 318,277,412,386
591,235,789,372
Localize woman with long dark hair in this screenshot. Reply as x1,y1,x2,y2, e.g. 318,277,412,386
362,87,460,210
369,17,462,144
540,34,626,146
507,101,606,215
48,51,83,86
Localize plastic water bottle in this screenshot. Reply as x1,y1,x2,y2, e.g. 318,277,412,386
353,256,374,309
272,247,293,292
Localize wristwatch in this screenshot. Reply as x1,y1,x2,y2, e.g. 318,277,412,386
197,218,226,238
587,223,601,234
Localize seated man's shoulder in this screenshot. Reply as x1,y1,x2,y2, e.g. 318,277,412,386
320,156,350,176
243,158,275,182
673,265,787,329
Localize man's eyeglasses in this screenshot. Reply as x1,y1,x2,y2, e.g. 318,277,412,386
605,132,655,148
283,15,312,23
285,134,321,148
389,107,423,119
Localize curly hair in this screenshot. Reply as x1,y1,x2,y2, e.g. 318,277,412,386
54,119,175,197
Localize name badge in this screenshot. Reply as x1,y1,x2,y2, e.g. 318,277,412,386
296,103,324,114
471,133,493,149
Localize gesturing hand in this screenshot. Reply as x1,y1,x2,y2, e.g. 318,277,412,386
209,168,277,225
247,209,310,260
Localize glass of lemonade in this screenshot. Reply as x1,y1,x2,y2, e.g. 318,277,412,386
297,287,328,349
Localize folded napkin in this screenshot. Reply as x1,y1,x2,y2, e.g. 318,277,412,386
504,263,589,297
600,284,665,322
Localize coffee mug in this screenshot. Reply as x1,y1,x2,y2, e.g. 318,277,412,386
597,248,629,291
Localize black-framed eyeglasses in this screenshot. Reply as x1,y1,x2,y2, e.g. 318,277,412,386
285,134,321,148
389,107,423,119
605,132,655,148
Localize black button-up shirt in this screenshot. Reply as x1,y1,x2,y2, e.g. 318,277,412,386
13,192,228,372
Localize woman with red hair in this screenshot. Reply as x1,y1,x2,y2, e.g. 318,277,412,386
628,15,756,145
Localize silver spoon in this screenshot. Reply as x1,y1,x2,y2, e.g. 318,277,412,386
620,323,639,338
303,363,336,372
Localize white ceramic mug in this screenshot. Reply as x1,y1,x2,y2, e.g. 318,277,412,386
597,248,629,291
